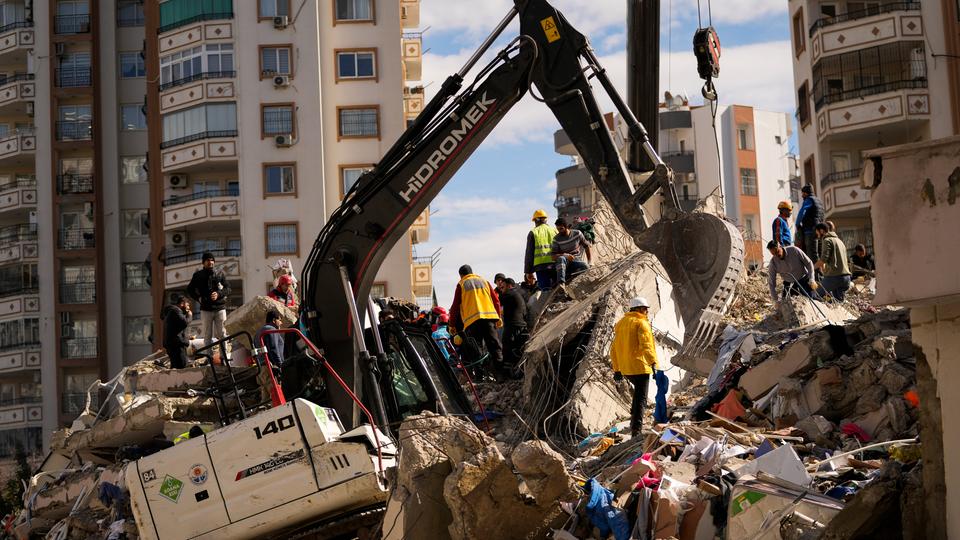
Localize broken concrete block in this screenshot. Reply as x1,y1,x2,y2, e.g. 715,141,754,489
878,361,914,395
802,366,842,416
796,415,835,446
511,441,579,505
740,333,833,400
778,296,856,328
855,385,888,416
223,295,297,347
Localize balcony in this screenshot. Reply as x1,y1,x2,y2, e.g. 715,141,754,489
56,120,93,142
662,150,695,174
55,68,92,88
660,109,692,130
0,292,38,322
0,345,40,374
400,0,420,28
821,170,871,218
160,131,238,173
164,248,240,288
0,73,34,114
158,0,234,34
554,130,576,156
0,400,42,430
60,337,97,359
402,32,422,81
0,22,34,63
159,70,236,92
0,223,37,265
556,164,591,191
55,14,91,34
808,2,924,62
59,282,96,304
57,228,95,250
162,189,239,230
820,168,862,189
56,174,94,195
411,263,432,297
403,86,424,121
0,129,35,165
0,176,36,215
410,208,429,244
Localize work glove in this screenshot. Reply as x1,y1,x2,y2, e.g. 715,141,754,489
809,281,819,290
613,371,623,382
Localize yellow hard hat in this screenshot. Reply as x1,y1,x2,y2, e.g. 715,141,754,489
777,200,793,211
532,209,549,221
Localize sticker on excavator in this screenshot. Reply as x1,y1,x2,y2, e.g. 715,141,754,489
159,475,184,503
730,490,766,517
540,16,561,43
311,403,344,441
234,449,306,481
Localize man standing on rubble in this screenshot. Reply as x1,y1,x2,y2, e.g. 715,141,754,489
450,265,505,379
552,217,592,286
611,297,658,437
524,209,558,291
794,185,825,264
187,252,231,346
163,294,192,369
814,223,852,301
267,274,297,309
767,240,820,302
772,201,793,247
499,278,529,375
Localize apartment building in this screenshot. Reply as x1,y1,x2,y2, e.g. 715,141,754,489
788,0,960,252
554,99,795,270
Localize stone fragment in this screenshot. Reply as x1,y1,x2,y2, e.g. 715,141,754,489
878,361,913,395
855,385,888,415
223,295,297,347
795,415,835,446
740,332,833,400
778,296,856,328
511,441,579,504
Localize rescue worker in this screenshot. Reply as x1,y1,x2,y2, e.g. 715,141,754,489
610,297,658,437
552,217,592,285
255,309,286,369
851,244,875,278
267,274,297,309
187,252,231,346
524,209,558,291
772,201,793,247
430,309,456,364
499,278,529,374
814,223,852,301
162,293,192,369
794,185,825,265
767,240,820,303
449,265,505,379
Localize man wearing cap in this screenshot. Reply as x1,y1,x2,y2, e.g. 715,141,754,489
187,252,231,347
610,297,659,436
268,274,297,309
794,185,825,264
162,293,192,369
772,200,793,248
523,209,558,291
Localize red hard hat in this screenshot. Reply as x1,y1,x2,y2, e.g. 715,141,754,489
438,314,449,324
432,306,448,315
278,274,294,286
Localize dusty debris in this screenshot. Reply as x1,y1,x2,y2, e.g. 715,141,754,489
223,295,297,346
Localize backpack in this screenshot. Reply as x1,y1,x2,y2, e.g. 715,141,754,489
573,218,596,244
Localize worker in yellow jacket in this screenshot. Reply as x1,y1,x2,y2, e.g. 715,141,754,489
610,297,658,436
450,265,504,380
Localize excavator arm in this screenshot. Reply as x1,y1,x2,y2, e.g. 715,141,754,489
301,0,742,428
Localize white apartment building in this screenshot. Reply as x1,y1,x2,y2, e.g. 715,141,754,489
788,0,960,251
555,99,795,270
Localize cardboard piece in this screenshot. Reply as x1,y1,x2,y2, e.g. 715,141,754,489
734,443,812,487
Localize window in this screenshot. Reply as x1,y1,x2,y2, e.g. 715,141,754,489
264,164,296,195
261,46,292,77
338,106,379,139
117,0,144,26
125,316,152,345
160,46,202,85
259,0,290,18
792,8,805,56
820,3,837,18
262,104,295,137
119,52,145,78
336,50,376,80
58,52,91,87
122,209,148,238
370,282,387,299
743,215,757,240
737,126,750,150
740,168,758,196
123,263,149,290
121,104,146,131
265,223,298,255
803,155,816,188
161,102,237,145
0,2,26,28
341,165,373,195
121,156,147,184
205,43,234,74
775,135,783,145
847,2,881,16
797,82,810,128
335,0,373,22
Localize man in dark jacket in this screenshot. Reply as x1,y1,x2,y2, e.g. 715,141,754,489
187,252,231,346
499,278,528,373
255,309,286,370
163,294,192,369
794,185,825,265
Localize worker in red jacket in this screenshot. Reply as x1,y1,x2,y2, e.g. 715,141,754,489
268,274,297,309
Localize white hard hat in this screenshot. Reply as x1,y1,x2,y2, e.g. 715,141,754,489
629,297,650,309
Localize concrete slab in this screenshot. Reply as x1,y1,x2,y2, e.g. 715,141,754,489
740,332,833,400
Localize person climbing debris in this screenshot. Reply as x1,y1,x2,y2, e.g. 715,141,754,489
524,209,558,291
610,296,659,436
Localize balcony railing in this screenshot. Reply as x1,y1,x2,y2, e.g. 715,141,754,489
661,150,695,158
821,168,862,188
0,397,42,408
160,129,238,149
0,21,31,34
554,196,582,209
55,68,92,88
162,187,239,207
165,247,240,266
0,284,37,299
56,120,93,141
59,282,96,304
55,14,91,34
158,4,234,34
0,73,34,86
158,70,236,92
0,177,36,192
814,79,927,110
60,337,97,359
61,391,99,415
809,2,921,37
0,338,40,353
117,9,145,27
58,228,95,250
57,174,94,194
0,223,37,246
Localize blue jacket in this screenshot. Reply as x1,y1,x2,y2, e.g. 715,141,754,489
773,215,792,246
255,324,285,367
795,196,824,233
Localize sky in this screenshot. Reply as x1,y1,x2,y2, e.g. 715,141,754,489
411,0,796,306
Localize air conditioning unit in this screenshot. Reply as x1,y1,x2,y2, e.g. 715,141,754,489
25,102,33,117
168,174,189,189
275,134,295,147
273,15,289,29
54,43,65,57
273,75,291,87
170,231,188,247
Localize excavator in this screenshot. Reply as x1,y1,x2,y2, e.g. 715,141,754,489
125,1,742,537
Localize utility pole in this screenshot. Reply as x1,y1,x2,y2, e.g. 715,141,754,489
626,0,660,173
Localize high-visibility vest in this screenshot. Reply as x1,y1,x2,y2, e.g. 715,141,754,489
458,274,500,330
531,224,558,267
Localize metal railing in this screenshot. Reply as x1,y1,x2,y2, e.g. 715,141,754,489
55,120,93,141
59,282,96,304
0,284,37,300
0,223,37,246
60,337,97,359
821,168,862,188
165,247,240,266
55,14,91,34
117,10,145,27
159,11,234,34
55,68,92,88
262,110,293,137
158,70,236,91
160,129,238,149
0,21,32,34
814,78,927,110
661,150,695,158
0,176,36,192
0,73,34,86
58,228,95,250
0,338,40,352
809,2,921,37
162,187,239,207
554,195,582,209
0,397,42,408
57,174,94,194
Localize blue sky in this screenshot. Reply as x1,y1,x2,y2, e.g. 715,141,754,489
412,0,795,305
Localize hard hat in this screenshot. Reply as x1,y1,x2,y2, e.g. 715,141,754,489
532,209,549,221
629,297,650,309
777,200,793,211
432,306,448,316
453,334,463,346
438,314,449,324
278,274,294,286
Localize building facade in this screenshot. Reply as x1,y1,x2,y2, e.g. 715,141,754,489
788,0,960,252
554,99,795,270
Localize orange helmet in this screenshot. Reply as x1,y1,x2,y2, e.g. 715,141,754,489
777,200,793,211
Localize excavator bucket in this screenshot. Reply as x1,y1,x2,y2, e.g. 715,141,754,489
633,211,745,353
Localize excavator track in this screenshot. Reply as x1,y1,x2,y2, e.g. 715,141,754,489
276,505,385,540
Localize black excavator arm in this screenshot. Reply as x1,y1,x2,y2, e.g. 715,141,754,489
301,0,741,429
